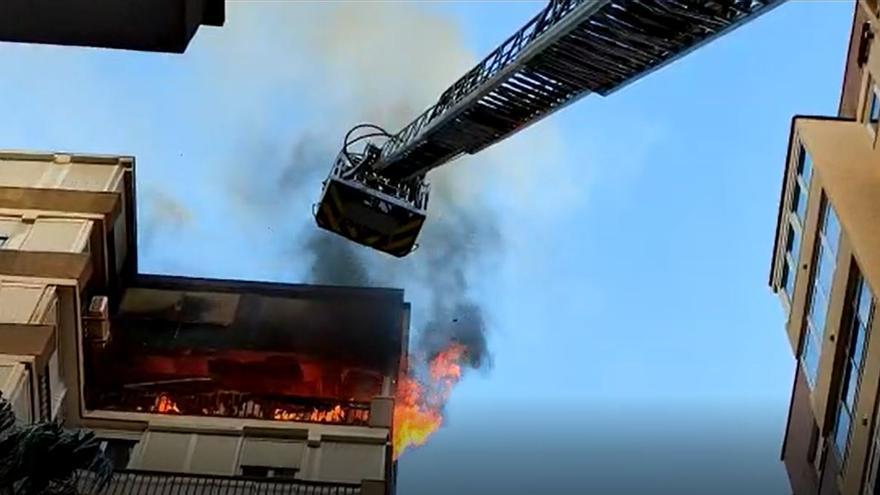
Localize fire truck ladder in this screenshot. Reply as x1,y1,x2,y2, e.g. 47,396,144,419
316,0,788,256
377,0,785,180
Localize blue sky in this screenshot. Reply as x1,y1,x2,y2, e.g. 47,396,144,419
0,1,856,493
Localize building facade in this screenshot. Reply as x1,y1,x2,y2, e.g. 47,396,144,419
772,1,880,494
0,150,408,495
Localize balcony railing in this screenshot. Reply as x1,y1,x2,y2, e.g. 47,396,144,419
90,390,372,426
78,469,362,495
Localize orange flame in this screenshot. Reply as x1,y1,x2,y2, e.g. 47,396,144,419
393,343,467,459
154,394,180,414
272,405,348,423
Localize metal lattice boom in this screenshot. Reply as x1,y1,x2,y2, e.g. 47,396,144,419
375,0,786,181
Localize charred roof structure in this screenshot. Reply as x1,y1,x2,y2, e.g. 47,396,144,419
85,275,409,427
0,0,224,53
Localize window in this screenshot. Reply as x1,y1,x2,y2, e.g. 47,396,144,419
99,439,137,469
240,466,299,479
792,182,807,222
858,21,874,67
833,270,875,463
800,198,841,388
797,145,813,184
807,423,820,465
867,83,880,136
780,144,813,305
867,399,880,494
0,235,7,248
788,221,802,258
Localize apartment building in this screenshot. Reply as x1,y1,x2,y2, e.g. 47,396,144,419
0,150,408,495
772,1,880,494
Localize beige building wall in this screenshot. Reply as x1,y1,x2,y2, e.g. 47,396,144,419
1,149,397,493
0,360,33,423
772,25,880,489
0,150,135,423
0,152,126,192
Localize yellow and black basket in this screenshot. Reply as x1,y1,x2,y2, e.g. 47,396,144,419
315,176,426,258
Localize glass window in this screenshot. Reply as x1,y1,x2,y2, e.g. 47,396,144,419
783,261,795,298
803,333,820,386
833,268,875,463
844,365,857,410
792,184,807,222
787,225,802,262
816,246,836,297
809,287,828,332
869,86,879,125
836,406,852,455
823,207,841,255
859,280,875,324
854,321,867,366
798,146,813,184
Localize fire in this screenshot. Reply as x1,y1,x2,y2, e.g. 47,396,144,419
393,343,467,459
154,394,180,414
272,405,348,423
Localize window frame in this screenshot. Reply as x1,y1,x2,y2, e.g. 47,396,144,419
833,270,875,467
98,438,138,469
800,197,840,389
779,144,813,307
865,79,880,141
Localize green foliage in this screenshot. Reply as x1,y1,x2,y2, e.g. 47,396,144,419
0,393,112,495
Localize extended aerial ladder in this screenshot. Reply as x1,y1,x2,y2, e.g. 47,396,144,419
315,0,788,257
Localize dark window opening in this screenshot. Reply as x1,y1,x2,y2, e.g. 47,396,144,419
797,145,813,184
240,466,299,479
99,439,137,469
0,235,7,248
240,466,269,477
869,86,879,130
807,422,820,465
858,22,874,67
874,458,880,495
781,262,793,299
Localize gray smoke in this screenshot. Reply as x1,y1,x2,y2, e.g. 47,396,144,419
217,2,499,374
138,187,193,253
295,153,497,372
305,231,372,288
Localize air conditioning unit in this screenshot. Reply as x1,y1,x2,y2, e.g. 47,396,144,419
84,296,111,343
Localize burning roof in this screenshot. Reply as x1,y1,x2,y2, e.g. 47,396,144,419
83,274,410,429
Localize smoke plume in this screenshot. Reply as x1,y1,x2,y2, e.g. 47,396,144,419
138,187,193,252
217,2,498,376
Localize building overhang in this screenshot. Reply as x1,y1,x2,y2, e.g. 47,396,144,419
794,116,880,290
0,251,93,292
0,150,138,294
0,0,225,54
0,323,56,371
